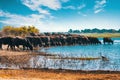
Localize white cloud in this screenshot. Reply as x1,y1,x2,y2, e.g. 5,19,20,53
63,3,86,10
78,4,86,10
94,0,106,14
0,10,4,16
63,6,76,10
77,4,86,16
99,0,106,5
94,9,104,14
0,10,45,30
0,10,66,32
21,0,62,15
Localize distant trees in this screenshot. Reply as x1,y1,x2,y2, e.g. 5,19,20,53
68,29,73,33
68,29,80,33
1,25,39,36
68,28,120,33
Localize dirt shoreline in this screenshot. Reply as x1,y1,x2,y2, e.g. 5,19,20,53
0,47,120,80
0,69,120,80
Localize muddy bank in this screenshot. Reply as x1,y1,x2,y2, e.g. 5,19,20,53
0,69,120,80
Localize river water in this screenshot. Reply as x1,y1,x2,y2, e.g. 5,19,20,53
39,38,120,71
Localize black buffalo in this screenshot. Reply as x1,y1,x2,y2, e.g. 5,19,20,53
103,37,113,44
0,36,33,50
26,36,43,47
88,37,101,44
40,36,50,47
0,37,2,49
0,36,14,50
12,37,33,50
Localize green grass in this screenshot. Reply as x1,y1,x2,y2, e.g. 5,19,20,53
80,33,120,38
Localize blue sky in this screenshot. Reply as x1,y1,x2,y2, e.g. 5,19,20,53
0,0,120,32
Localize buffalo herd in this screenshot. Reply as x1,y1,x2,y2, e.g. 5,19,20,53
0,36,33,50
0,34,114,51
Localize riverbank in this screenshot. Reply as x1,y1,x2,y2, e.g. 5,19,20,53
0,69,120,80
0,48,120,80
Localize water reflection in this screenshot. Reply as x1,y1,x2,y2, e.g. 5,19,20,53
0,54,120,71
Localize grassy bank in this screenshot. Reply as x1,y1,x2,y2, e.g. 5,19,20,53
80,33,120,38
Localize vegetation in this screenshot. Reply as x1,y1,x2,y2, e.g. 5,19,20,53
68,28,120,38
1,25,39,36
81,33,120,38
68,28,120,33
49,56,101,60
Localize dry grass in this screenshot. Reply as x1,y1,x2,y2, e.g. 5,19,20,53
81,33,120,38
0,45,31,56
48,56,101,60
0,69,120,80
0,50,30,56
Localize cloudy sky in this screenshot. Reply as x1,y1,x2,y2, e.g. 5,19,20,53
0,0,120,32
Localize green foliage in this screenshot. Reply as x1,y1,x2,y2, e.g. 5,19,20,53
68,29,73,33
68,29,80,33
2,25,39,36
68,28,120,33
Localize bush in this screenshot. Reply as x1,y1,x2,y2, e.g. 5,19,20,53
2,26,39,36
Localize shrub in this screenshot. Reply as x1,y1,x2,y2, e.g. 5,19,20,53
2,25,39,36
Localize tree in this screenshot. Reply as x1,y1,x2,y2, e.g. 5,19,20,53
68,29,73,33
92,28,99,33
68,28,120,33
2,25,40,36
118,29,120,33
73,30,80,33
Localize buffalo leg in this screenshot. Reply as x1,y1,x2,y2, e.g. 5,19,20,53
0,44,2,50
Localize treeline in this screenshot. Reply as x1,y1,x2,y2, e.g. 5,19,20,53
0,26,39,36
68,28,120,33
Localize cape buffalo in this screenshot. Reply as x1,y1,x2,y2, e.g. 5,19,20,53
0,36,14,50
26,36,43,47
40,36,50,47
88,37,101,44
0,37,2,49
103,37,113,44
12,37,33,50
